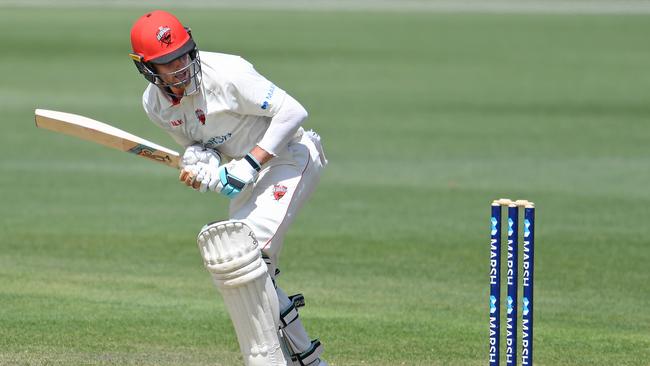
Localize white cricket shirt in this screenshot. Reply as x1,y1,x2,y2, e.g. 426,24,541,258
142,51,303,163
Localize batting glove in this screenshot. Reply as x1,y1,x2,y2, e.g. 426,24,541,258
180,144,221,168
215,153,261,199
179,146,221,192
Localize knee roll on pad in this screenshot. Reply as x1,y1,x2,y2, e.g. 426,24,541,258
198,220,268,287
197,221,288,366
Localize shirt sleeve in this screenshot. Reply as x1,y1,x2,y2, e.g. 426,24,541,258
257,94,308,155
225,59,307,155
226,60,287,117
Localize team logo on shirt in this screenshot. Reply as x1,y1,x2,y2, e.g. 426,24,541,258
156,26,172,47
195,109,206,125
273,184,288,200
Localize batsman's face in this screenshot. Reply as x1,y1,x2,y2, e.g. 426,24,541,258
154,54,192,94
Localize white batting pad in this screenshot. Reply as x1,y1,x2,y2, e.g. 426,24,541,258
197,221,288,366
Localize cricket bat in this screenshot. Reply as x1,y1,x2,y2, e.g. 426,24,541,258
34,109,180,169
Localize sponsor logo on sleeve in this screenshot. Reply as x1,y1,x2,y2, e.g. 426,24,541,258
260,84,276,110
170,119,183,127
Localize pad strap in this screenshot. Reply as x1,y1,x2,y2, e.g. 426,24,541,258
280,293,306,327
291,339,324,366
280,300,299,327
262,254,281,279
289,293,305,309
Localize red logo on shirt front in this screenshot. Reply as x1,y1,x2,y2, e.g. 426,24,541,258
170,119,183,127
195,109,206,125
273,184,288,200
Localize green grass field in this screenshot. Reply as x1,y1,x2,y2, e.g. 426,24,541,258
1,4,649,365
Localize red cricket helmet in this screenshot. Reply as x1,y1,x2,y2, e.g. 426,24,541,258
130,10,195,64
129,10,202,96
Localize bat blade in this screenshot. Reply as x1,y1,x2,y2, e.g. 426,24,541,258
35,109,180,169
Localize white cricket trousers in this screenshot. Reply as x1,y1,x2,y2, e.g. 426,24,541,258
229,130,327,365
229,130,326,275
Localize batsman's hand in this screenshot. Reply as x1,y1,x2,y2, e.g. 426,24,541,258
179,164,202,190
214,153,261,199
179,147,221,192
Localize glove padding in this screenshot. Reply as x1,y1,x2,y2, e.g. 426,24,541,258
194,161,221,193
180,144,221,168
214,153,262,199
179,145,221,192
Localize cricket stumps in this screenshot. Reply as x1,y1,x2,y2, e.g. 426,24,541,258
489,199,535,366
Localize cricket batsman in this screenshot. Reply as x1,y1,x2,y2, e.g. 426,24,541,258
129,10,328,366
